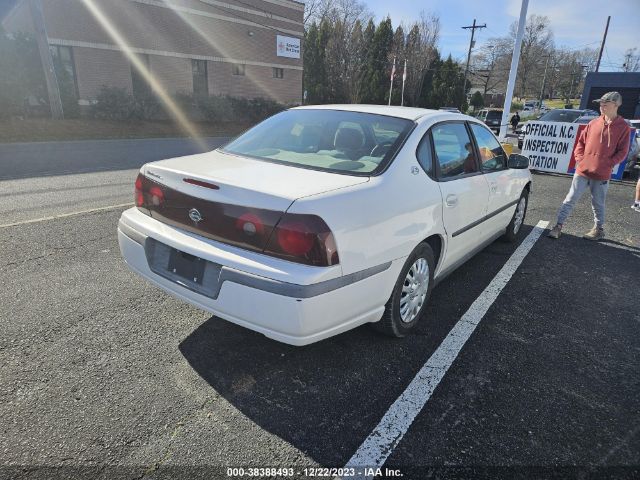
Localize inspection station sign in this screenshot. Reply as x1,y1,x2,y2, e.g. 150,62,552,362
521,121,633,180
276,35,300,58
520,121,578,174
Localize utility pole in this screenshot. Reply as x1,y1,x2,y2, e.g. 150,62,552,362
462,19,486,111
595,16,611,72
28,0,64,119
537,55,550,112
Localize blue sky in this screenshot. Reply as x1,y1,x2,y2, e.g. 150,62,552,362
364,0,639,72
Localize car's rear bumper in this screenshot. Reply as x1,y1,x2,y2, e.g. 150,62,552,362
118,208,402,345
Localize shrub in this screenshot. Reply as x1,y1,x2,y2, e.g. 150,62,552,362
93,86,163,121
510,102,523,113
198,95,237,122
92,86,136,120
131,92,161,120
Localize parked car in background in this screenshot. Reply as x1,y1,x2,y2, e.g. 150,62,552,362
624,119,640,178
118,105,532,345
523,100,547,111
476,108,503,133
517,108,599,148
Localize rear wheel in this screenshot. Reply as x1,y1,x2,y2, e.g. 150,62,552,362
374,243,435,337
502,190,528,242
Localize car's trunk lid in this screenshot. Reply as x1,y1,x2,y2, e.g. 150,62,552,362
140,149,369,253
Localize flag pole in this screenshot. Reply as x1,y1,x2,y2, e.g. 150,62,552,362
388,57,396,106
401,59,407,106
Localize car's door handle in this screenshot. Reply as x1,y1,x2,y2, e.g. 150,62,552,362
489,182,498,193
445,194,458,207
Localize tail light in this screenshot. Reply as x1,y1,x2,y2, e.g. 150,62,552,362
135,173,165,213
265,213,339,267
134,174,339,267
134,175,144,207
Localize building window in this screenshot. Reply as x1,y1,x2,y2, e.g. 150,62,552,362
272,67,284,79
131,54,151,98
49,45,78,99
192,59,208,98
232,64,245,76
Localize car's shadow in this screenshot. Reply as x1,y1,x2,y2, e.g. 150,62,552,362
177,226,538,467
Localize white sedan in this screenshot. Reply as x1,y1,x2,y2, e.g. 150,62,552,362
118,105,531,345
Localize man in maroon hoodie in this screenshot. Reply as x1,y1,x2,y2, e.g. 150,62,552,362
547,92,631,240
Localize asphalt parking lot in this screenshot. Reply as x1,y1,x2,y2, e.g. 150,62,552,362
1,139,639,480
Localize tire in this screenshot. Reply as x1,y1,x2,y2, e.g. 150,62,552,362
502,190,529,243
374,243,435,338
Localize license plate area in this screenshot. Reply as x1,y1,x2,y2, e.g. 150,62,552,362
168,248,205,284
145,238,222,298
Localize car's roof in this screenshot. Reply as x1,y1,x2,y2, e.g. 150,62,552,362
291,104,442,121
552,108,590,113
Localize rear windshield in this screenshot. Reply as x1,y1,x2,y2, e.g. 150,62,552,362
486,111,502,120
538,110,582,122
222,109,414,175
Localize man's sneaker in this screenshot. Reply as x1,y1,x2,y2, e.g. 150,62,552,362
583,226,605,241
632,204,640,212
547,225,562,239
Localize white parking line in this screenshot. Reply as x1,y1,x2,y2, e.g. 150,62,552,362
0,203,134,228
339,220,549,479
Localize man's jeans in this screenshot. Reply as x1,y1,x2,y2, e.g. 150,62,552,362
557,173,609,227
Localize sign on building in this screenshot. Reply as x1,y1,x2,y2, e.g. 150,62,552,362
521,121,633,181
276,35,300,58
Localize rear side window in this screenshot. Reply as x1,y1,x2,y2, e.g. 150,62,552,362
431,123,478,179
416,134,433,175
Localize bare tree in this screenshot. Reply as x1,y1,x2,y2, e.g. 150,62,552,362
622,47,640,72
470,37,511,96
303,0,371,31
509,14,554,98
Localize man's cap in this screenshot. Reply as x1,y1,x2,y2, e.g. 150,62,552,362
593,91,622,105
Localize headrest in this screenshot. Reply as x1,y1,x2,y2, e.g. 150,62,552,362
334,127,364,151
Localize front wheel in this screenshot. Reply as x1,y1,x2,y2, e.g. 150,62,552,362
374,243,435,337
502,190,528,242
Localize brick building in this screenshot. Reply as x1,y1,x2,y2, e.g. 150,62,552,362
2,0,304,106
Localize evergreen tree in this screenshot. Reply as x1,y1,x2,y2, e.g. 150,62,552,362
422,54,467,110
470,91,484,111
303,22,321,104
419,49,442,107
389,25,405,106
315,19,331,102
360,18,394,104
357,19,376,103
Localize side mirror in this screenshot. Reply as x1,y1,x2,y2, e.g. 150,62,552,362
508,153,529,169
